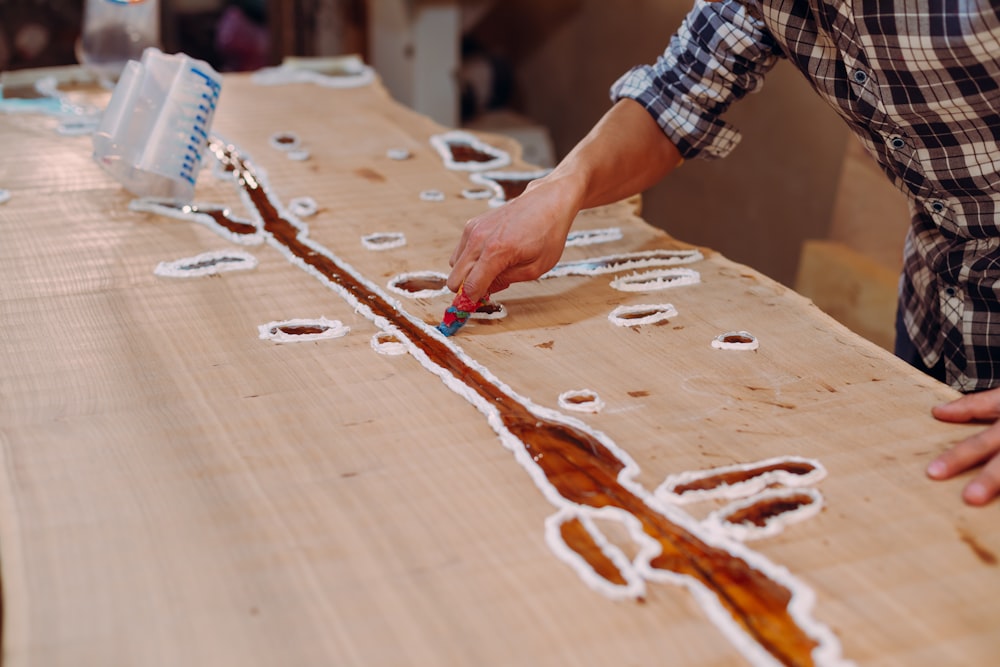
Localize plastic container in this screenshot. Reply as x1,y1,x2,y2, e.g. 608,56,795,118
79,0,162,86
92,47,223,202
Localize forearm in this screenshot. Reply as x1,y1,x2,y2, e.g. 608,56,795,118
542,98,684,212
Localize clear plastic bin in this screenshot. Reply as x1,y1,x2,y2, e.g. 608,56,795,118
92,47,222,202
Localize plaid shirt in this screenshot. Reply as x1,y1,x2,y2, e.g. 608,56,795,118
612,0,1000,392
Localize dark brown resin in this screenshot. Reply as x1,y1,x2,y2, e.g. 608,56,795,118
449,143,497,163
271,324,331,336
673,461,818,495
722,333,756,344
491,177,533,201
189,204,257,236
618,308,669,320
200,139,822,667
475,302,504,315
392,275,447,293
724,494,816,527
180,255,245,271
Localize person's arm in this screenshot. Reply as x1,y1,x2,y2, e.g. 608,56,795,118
447,98,683,302
446,0,780,303
927,388,1000,505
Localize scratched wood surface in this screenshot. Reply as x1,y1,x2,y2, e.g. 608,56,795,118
1,73,997,667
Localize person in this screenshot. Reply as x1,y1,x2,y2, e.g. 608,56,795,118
445,0,1000,506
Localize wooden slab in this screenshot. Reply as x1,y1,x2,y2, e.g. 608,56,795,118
0,73,997,667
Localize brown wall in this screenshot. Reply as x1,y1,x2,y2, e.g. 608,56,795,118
473,0,849,286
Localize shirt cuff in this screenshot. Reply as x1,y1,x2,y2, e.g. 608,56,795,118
610,65,743,161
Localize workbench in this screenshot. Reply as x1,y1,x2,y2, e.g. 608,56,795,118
0,71,997,667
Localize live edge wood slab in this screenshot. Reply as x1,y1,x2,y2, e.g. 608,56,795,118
0,72,997,667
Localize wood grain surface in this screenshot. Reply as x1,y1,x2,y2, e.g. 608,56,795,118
0,73,997,667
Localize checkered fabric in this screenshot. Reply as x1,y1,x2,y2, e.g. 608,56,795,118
612,0,1000,392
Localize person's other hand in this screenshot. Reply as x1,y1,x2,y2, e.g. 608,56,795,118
927,386,1000,505
447,177,581,302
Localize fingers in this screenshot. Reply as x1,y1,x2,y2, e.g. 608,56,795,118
964,463,1000,505
927,422,1000,505
446,250,474,293
447,219,485,293
931,386,1000,423
446,178,578,300
449,218,477,268
462,256,537,303
927,426,1000,478
447,209,527,296
446,212,558,300
453,243,512,301
487,275,511,296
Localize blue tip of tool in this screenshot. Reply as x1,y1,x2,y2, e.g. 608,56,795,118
436,320,464,337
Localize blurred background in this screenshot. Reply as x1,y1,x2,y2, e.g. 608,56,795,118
0,0,908,348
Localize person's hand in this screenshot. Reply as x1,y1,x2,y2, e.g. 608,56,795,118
446,99,685,304
927,387,1000,505
447,176,582,302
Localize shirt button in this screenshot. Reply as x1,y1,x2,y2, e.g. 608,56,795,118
944,286,957,297
889,136,905,149
931,201,945,213
853,70,868,84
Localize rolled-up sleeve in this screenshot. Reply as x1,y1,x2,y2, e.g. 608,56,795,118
611,0,781,160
